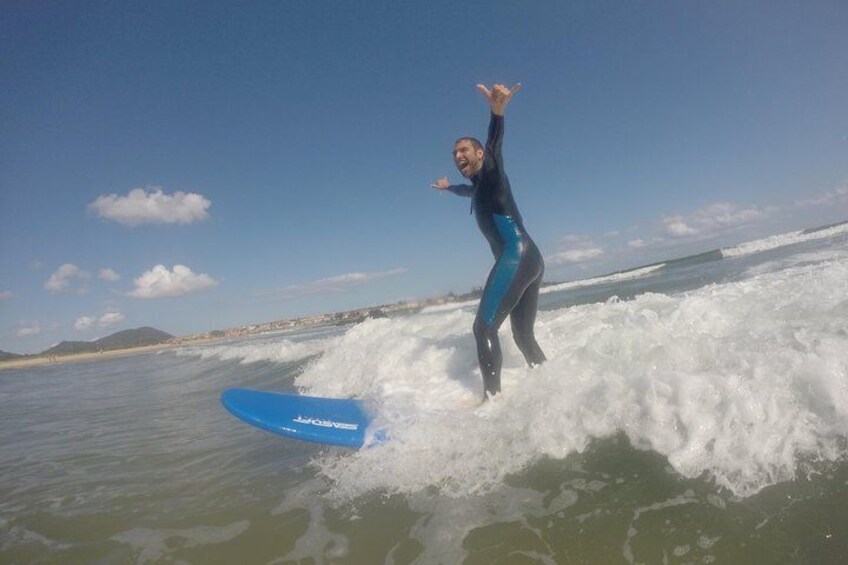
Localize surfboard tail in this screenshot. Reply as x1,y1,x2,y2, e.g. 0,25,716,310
221,388,377,448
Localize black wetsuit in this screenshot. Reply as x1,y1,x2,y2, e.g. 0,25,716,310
447,113,546,397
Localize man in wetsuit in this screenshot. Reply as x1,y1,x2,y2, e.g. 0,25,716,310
431,83,546,398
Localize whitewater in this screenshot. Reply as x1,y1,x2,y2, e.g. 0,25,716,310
187,227,848,501
3,224,846,563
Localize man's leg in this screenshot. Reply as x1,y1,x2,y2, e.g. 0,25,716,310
510,273,546,367
473,314,503,397
473,250,540,397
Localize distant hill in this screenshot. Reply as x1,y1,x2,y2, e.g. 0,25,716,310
42,327,174,357
96,327,173,350
43,341,99,356
0,350,24,362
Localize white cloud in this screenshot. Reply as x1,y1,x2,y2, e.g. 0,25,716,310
661,203,766,239
45,264,91,294
697,203,764,229
794,185,848,207
76,311,126,331
75,316,95,331
662,215,698,237
548,248,604,265
627,239,648,249
98,311,125,327
16,322,41,337
546,236,604,266
317,269,407,285
89,187,211,226
267,268,407,300
99,268,120,282
129,265,218,298
0,290,12,299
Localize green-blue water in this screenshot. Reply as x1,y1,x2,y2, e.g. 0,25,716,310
2,230,847,564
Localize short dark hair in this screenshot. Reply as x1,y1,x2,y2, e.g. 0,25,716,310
455,137,483,152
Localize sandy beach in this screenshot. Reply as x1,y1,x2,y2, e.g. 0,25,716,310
0,342,182,372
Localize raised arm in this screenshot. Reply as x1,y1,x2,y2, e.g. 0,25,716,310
476,83,521,165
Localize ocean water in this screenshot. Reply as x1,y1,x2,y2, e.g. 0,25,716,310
1,226,847,564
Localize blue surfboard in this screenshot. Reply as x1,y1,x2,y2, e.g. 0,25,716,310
221,388,375,448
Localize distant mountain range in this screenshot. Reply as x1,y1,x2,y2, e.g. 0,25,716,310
0,350,23,362
2,327,174,359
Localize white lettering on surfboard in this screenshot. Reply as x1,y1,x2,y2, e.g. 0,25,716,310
293,415,359,431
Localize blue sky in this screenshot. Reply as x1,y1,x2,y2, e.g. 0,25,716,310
2,1,847,353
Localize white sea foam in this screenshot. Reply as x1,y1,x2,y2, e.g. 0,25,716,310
176,337,332,365
291,248,848,500
540,263,667,294
721,222,848,258
419,299,478,314
111,520,250,562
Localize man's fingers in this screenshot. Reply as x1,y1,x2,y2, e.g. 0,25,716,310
431,177,448,189
478,83,522,96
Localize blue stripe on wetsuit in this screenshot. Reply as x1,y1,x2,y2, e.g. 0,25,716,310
479,214,523,326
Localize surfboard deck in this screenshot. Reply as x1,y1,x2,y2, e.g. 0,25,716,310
221,388,373,448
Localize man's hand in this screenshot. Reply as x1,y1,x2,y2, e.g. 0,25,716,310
476,83,522,115
430,177,450,190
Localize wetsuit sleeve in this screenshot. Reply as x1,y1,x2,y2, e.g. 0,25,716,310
447,184,473,197
483,112,504,174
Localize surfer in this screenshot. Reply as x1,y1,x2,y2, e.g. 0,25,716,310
431,83,546,398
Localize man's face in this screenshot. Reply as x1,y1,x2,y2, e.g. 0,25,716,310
453,140,484,178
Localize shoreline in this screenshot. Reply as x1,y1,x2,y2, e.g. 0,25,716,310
1,296,470,374
0,342,184,372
